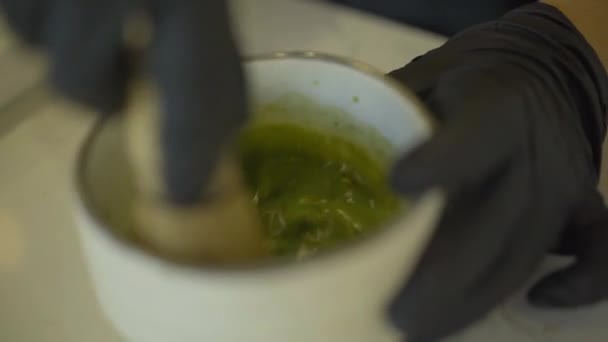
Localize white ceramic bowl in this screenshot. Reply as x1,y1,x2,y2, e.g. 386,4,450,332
74,52,444,342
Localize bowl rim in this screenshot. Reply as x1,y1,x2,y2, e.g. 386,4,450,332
74,50,438,275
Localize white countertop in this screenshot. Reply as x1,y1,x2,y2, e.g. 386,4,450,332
0,1,607,341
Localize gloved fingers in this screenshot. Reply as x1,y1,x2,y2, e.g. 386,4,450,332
148,0,247,204
389,161,561,341
529,190,608,308
390,121,512,195
391,208,561,342
390,68,523,195
45,0,132,113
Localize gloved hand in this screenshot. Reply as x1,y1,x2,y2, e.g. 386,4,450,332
0,0,266,262
387,3,608,341
0,0,245,204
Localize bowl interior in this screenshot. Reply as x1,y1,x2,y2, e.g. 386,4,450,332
246,54,432,156
78,53,435,268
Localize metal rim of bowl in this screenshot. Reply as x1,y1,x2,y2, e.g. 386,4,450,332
74,51,437,274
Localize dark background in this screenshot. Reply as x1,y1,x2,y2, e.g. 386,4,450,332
332,0,536,35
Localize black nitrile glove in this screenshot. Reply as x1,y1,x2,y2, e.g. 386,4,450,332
0,0,246,204
387,3,608,341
